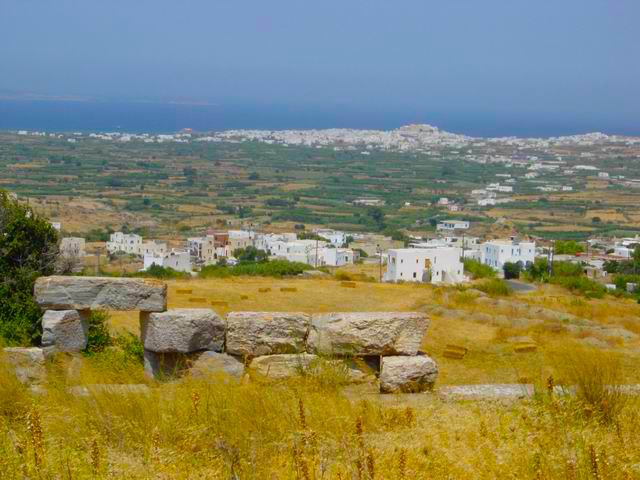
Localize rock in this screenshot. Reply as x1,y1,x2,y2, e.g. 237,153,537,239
41,310,88,352
67,384,151,397
2,347,46,384
438,384,534,401
140,309,225,353
580,337,609,349
379,355,438,393
34,276,166,312
506,336,535,344
189,352,245,380
226,312,310,356
143,350,188,380
308,312,428,356
249,354,318,379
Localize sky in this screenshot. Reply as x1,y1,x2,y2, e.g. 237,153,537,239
1,0,639,130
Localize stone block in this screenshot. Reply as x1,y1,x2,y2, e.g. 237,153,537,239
249,353,318,380
226,312,310,356
41,310,88,352
140,309,224,353
379,355,438,393
34,276,166,311
2,347,46,384
189,352,245,380
308,312,429,356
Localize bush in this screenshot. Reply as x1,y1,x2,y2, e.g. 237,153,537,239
554,240,585,255
0,191,59,346
85,311,113,354
133,264,190,280
549,275,606,298
200,260,311,279
503,261,522,280
463,259,496,279
475,278,510,297
552,344,627,423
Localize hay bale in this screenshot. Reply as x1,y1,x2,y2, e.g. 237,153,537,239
443,344,467,360
210,301,229,307
280,287,297,292
188,297,207,303
258,288,271,293
176,289,193,295
514,343,537,353
240,295,249,300
340,281,357,288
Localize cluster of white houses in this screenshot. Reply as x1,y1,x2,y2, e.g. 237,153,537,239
105,229,358,274
384,238,536,284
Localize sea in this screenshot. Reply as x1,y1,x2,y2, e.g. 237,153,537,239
0,99,637,138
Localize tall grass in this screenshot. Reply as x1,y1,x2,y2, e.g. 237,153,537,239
2,348,640,478
551,344,627,423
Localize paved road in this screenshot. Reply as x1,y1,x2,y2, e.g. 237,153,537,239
505,279,537,293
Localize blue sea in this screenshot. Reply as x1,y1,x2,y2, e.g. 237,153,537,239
0,99,637,138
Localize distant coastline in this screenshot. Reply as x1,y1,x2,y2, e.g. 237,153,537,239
0,98,638,138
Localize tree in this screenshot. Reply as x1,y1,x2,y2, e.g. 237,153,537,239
0,191,59,345
233,246,268,264
503,261,522,280
367,207,385,230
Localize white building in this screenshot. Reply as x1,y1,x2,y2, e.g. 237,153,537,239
60,237,86,257
271,239,327,266
141,241,167,258
143,249,192,273
480,240,536,271
315,229,347,246
321,247,354,267
384,246,465,284
106,232,143,255
437,220,470,231
228,230,254,251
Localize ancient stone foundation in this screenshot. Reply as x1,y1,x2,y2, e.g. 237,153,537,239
2,276,438,393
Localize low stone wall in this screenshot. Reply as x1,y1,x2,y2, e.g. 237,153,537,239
2,276,438,393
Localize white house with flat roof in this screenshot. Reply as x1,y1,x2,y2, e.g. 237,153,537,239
315,229,347,246
321,247,354,267
437,220,470,231
480,240,536,271
106,232,143,255
143,249,192,273
384,246,465,284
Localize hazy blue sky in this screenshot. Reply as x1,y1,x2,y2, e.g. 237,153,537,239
1,0,639,126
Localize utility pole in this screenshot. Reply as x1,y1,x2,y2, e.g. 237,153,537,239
377,243,383,282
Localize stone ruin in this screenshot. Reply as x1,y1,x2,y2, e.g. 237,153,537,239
1,276,438,394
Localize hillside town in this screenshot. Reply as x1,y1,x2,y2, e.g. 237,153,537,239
54,218,640,293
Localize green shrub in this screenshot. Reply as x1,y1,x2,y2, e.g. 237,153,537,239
463,259,496,279
133,264,190,280
85,311,112,354
114,331,144,364
549,275,606,299
476,278,510,297
554,240,585,255
502,261,522,280
200,260,311,279
0,191,59,346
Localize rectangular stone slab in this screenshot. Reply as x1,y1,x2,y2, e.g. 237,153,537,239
34,276,167,312
307,312,429,356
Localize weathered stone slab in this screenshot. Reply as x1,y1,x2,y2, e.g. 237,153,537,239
189,352,245,380
308,312,429,356
379,355,438,393
140,309,224,353
226,312,310,356
2,347,46,384
67,384,151,397
437,384,534,401
41,310,88,352
249,354,318,379
34,276,166,312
